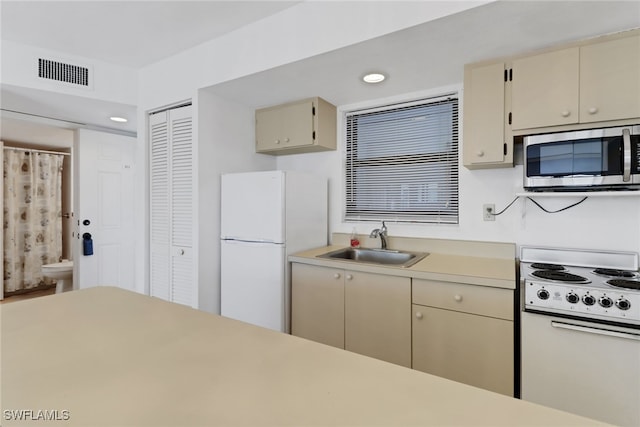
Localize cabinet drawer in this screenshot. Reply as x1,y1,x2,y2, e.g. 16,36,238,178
412,279,513,320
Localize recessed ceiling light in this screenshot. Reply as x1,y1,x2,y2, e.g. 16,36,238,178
362,73,386,84
109,116,128,123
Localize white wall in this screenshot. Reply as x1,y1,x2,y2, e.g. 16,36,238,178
277,86,640,254
138,1,488,111
2,41,137,105
197,90,275,313
134,1,638,311
138,2,489,312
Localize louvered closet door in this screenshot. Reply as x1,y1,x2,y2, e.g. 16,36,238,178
149,105,196,307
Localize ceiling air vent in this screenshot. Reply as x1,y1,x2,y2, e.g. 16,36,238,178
38,58,89,87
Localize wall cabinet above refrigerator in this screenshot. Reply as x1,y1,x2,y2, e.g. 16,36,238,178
255,97,336,155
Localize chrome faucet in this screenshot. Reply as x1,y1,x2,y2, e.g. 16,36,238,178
369,221,388,250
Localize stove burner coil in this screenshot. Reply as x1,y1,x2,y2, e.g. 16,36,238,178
606,279,640,290
531,270,590,283
530,263,565,271
594,268,639,278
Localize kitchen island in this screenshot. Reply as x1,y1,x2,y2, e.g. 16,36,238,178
1,286,607,426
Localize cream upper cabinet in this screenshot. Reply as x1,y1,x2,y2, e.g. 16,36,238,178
255,97,336,155
345,272,411,368
291,263,344,349
580,34,640,123
462,61,512,168
511,47,580,130
412,279,514,396
511,32,640,131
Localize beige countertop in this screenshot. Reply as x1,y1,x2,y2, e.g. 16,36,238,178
1,287,605,426
289,244,517,289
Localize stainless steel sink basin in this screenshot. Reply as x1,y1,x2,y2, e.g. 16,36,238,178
317,247,428,268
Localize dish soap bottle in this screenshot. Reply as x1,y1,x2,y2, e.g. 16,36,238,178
350,227,360,248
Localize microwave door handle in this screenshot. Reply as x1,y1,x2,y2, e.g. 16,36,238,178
623,128,631,182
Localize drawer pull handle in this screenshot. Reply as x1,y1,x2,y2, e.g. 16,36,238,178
454,294,463,302
415,312,423,319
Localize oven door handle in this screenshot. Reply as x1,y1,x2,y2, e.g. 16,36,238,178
622,128,631,182
551,321,640,341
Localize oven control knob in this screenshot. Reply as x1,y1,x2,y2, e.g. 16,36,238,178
582,294,596,306
537,289,550,300
566,292,579,304
616,298,631,311
599,296,614,308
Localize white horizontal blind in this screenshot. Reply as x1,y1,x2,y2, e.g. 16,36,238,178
345,95,459,224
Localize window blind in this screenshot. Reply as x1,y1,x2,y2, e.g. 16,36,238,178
345,95,459,224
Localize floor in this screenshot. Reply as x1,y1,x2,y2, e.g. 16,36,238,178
1,287,56,304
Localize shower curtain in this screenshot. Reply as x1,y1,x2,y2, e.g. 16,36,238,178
3,149,64,292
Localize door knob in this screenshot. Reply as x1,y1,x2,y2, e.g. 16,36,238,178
415,312,423,319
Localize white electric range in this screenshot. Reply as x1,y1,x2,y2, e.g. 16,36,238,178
520,246,640,427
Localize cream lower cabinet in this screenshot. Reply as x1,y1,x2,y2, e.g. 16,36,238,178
412,279,514,396
344,271,411,367
291,263,344,349
291,263,411,367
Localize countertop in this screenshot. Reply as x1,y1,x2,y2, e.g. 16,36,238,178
0,287,606,426
289,244,517,289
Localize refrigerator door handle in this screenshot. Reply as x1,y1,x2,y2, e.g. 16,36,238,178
222,238,283,245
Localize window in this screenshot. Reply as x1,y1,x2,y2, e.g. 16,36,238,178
345,95,459,224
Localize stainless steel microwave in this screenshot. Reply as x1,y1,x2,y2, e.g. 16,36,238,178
523,125,640,191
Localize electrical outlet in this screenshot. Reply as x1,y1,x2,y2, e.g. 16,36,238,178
483,204,495,221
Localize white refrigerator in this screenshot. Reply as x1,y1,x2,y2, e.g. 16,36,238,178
220,170,327,332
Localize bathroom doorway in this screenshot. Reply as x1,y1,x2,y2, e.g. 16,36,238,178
1,139,73,300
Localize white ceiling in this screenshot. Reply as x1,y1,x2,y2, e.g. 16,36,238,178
0,1,300,68
2,1,640,144
0,0,300,140
209,0,640,109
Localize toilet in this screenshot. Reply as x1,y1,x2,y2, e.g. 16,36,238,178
42,260,73,294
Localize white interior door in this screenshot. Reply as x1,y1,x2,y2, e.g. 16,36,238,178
149,104,196,307
74,129,136,291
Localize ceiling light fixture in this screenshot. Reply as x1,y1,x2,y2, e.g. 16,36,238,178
362,73,386,84
109,116,128,123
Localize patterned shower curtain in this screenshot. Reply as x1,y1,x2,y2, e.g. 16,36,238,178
3,149,64,292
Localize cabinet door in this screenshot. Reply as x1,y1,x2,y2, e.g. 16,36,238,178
255,107,283,151
580,35,640,123
512,47,579,130
412,304,513,396
255,100,314,152
291,263,344,349
462,62,510,167
345,272,411,367
280,99,314,148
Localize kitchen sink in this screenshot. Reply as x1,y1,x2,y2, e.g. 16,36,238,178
317,247,428,268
